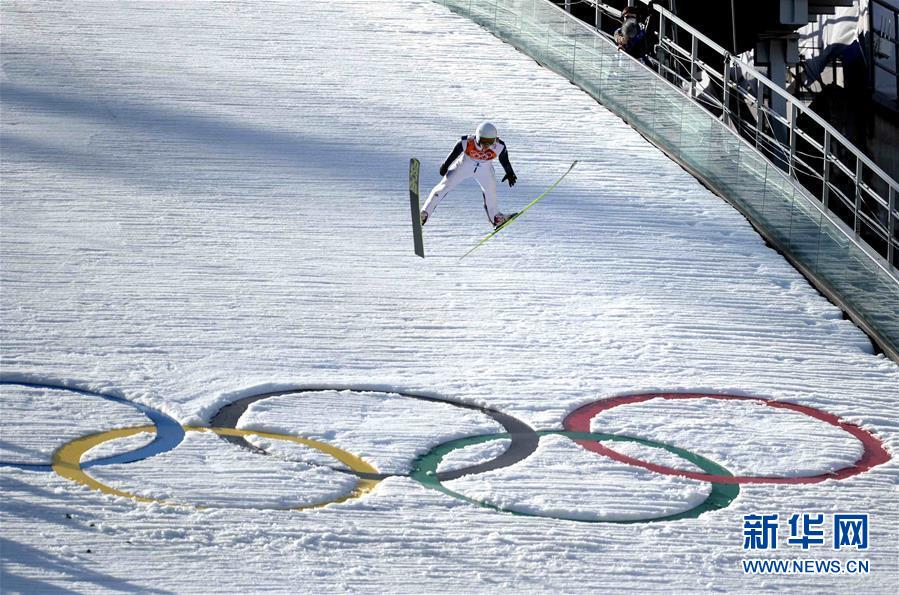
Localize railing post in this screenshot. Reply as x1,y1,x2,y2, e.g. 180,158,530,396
689,34,698,97
889,185,896,267
595,2,601,33
721,54,731,124
755,84,764,149
823,130,832,210
565,0,571,12
855,156,863,234
571,32,577,77
789,102,798,178
657,11,666,77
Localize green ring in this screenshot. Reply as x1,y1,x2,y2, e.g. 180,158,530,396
410,431,739,523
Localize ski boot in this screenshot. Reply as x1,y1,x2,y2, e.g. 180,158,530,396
493,212,517,229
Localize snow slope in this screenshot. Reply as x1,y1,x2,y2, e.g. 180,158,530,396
1,0,897,592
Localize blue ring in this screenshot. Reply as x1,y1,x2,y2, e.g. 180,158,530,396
0,380,184,471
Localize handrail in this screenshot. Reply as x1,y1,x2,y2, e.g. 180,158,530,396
575,1,897,191
579,0,622,22
652,3,897,276
655,4,898,190
571,0,897,275
654,5,730,56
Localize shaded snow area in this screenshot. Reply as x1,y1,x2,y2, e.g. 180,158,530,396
1,0,897,592
0,386,152,464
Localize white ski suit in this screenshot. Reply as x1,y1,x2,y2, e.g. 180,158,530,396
422,135,516,224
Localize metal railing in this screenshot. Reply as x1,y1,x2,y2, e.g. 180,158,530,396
565,0,624,35
650,4,898,277
434,0,899,360
569,0,898,276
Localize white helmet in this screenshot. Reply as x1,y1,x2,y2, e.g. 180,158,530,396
475,121,498,146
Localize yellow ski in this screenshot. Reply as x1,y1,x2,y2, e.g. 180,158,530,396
461,160,578,259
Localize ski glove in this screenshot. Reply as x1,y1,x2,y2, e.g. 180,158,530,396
502,172,517,187
439,163,449,177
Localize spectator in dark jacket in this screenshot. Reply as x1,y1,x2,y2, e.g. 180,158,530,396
614,10,652,65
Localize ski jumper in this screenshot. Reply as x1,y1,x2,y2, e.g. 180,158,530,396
422,135,515,223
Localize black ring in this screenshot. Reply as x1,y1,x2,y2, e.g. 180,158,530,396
207,387,539,481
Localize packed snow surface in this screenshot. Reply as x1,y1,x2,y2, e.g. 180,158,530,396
443,434,714,521
1,0,897,592
239,390,503,473
589,397,866,476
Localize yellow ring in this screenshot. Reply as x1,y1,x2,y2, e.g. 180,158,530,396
52,425,380,510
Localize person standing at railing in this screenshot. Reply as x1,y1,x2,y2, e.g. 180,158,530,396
614,6,652,65
420,121,518,229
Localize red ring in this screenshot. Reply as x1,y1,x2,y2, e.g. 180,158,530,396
562,393,891,484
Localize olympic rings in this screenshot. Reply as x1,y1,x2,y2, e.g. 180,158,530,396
52,425,380,510
207,388,540,481
563,393,892,484
410,431,740,523
6,381,891,522
0,380,184,472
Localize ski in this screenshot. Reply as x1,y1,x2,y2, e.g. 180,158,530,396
409,157,424,258
460,160,578,259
